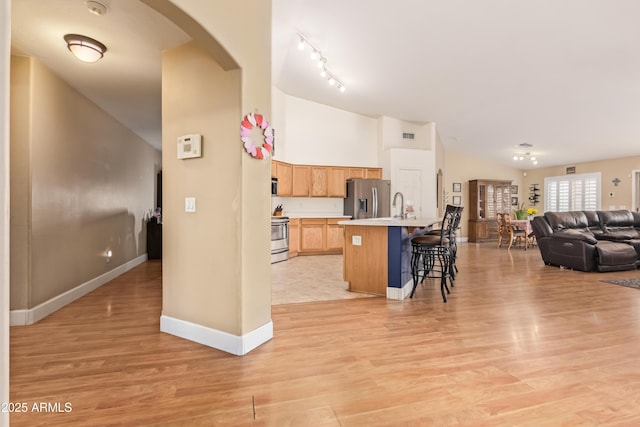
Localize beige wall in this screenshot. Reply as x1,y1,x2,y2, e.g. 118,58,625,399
1,0,10,420
524,155,640,212
158,0,272,339
9,55,29,310
10,56,161,309
444,149,524,238
161,41,244,333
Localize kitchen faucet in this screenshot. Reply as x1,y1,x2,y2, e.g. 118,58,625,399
392,191,406,219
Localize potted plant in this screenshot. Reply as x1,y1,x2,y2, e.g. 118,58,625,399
514,203,527,220
526,207,539,220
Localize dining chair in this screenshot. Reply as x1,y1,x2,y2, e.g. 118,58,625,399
497,212,526,250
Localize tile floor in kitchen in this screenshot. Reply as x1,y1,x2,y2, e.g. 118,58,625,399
271,254,378,305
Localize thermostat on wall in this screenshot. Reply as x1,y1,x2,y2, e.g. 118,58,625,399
177,134,202,159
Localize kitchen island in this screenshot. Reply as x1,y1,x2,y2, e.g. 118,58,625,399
338,217,440,300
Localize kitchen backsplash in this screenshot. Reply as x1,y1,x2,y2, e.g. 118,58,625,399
272,197,344,217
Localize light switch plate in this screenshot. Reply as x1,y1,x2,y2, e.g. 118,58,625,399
352,235,362,246
185,197,196,213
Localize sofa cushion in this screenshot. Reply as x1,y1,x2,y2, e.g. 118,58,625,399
554,229,598,244
594,241,638,271
583,210,604,237
544,211,589,231
599,209,635,227
598,210,640,239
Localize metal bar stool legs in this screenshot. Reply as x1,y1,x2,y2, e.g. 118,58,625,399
410,244,452,302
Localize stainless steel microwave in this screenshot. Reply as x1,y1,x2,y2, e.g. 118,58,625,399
271,177,278,196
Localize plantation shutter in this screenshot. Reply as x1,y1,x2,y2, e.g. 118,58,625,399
544,173,601,212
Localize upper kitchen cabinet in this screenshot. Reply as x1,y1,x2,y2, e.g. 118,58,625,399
310,166,328,197
275,161,292,196
347,168,365,179
327,167,347,197
292,165,310,196
271,160,381,198
310,166,347,197
365,168,383,179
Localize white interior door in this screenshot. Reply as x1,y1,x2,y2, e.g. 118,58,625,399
632,170,640,212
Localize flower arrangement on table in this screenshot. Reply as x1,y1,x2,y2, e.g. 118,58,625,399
514,203,527,220
526,208,538,216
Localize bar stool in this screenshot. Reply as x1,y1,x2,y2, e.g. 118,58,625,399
424,205,463,279
410,207,459,302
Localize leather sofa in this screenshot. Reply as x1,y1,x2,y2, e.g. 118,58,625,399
531,210,639,272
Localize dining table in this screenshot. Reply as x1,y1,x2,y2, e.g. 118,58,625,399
512,218,535,249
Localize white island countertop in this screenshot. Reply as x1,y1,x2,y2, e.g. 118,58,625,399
338,217,440,228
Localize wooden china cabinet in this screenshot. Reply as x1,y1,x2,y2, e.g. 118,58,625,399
468,179,512,242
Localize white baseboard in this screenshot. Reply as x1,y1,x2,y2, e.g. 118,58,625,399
10,254,148,326
386,279,414,300
160,315,273,356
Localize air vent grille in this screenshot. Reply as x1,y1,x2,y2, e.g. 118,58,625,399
402,132,415,140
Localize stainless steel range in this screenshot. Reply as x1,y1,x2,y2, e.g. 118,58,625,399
271,216,289,263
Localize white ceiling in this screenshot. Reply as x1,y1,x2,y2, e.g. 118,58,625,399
11,0,190,150
12,0,640,168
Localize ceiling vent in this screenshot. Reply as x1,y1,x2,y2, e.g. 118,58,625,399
402,132,415,140
518,142,533,148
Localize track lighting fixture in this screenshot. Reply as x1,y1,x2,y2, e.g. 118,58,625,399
296,32,346,93
512,143,539,165
513,151,538,165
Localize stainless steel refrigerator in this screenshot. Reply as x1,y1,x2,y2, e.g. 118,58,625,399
344,179,391,219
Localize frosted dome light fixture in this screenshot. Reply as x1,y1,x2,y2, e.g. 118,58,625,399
64,34,107,63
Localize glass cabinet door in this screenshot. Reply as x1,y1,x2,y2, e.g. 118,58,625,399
487,184,495,218
503,185,511,213
478,184,486,219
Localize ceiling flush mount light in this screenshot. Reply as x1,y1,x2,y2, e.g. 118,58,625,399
296,32,346,93
64,34,107,63
512,143,538,165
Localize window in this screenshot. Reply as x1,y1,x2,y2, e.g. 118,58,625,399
544,172,601,212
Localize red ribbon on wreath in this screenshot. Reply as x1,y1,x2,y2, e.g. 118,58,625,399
240,113,273,159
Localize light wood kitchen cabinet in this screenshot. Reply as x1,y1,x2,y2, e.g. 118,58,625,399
468,179,512,242
347,168,365,179
275,161,293,196
292,165,310,196
365,168,383,179
310,167,328,197
288,218,300,256
296,218,344,255
326,219,344,251
300,218,326,253
327,167,347,197
270,162,382,197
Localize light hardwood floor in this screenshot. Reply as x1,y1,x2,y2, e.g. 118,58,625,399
10,243,640,426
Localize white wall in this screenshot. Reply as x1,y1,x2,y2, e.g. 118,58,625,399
383,148,438,219
272,196,343,217
272,87,378,166
1,0,9,424
379,116,434,151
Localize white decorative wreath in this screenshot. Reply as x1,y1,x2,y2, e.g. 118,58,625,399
240,113,273,159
